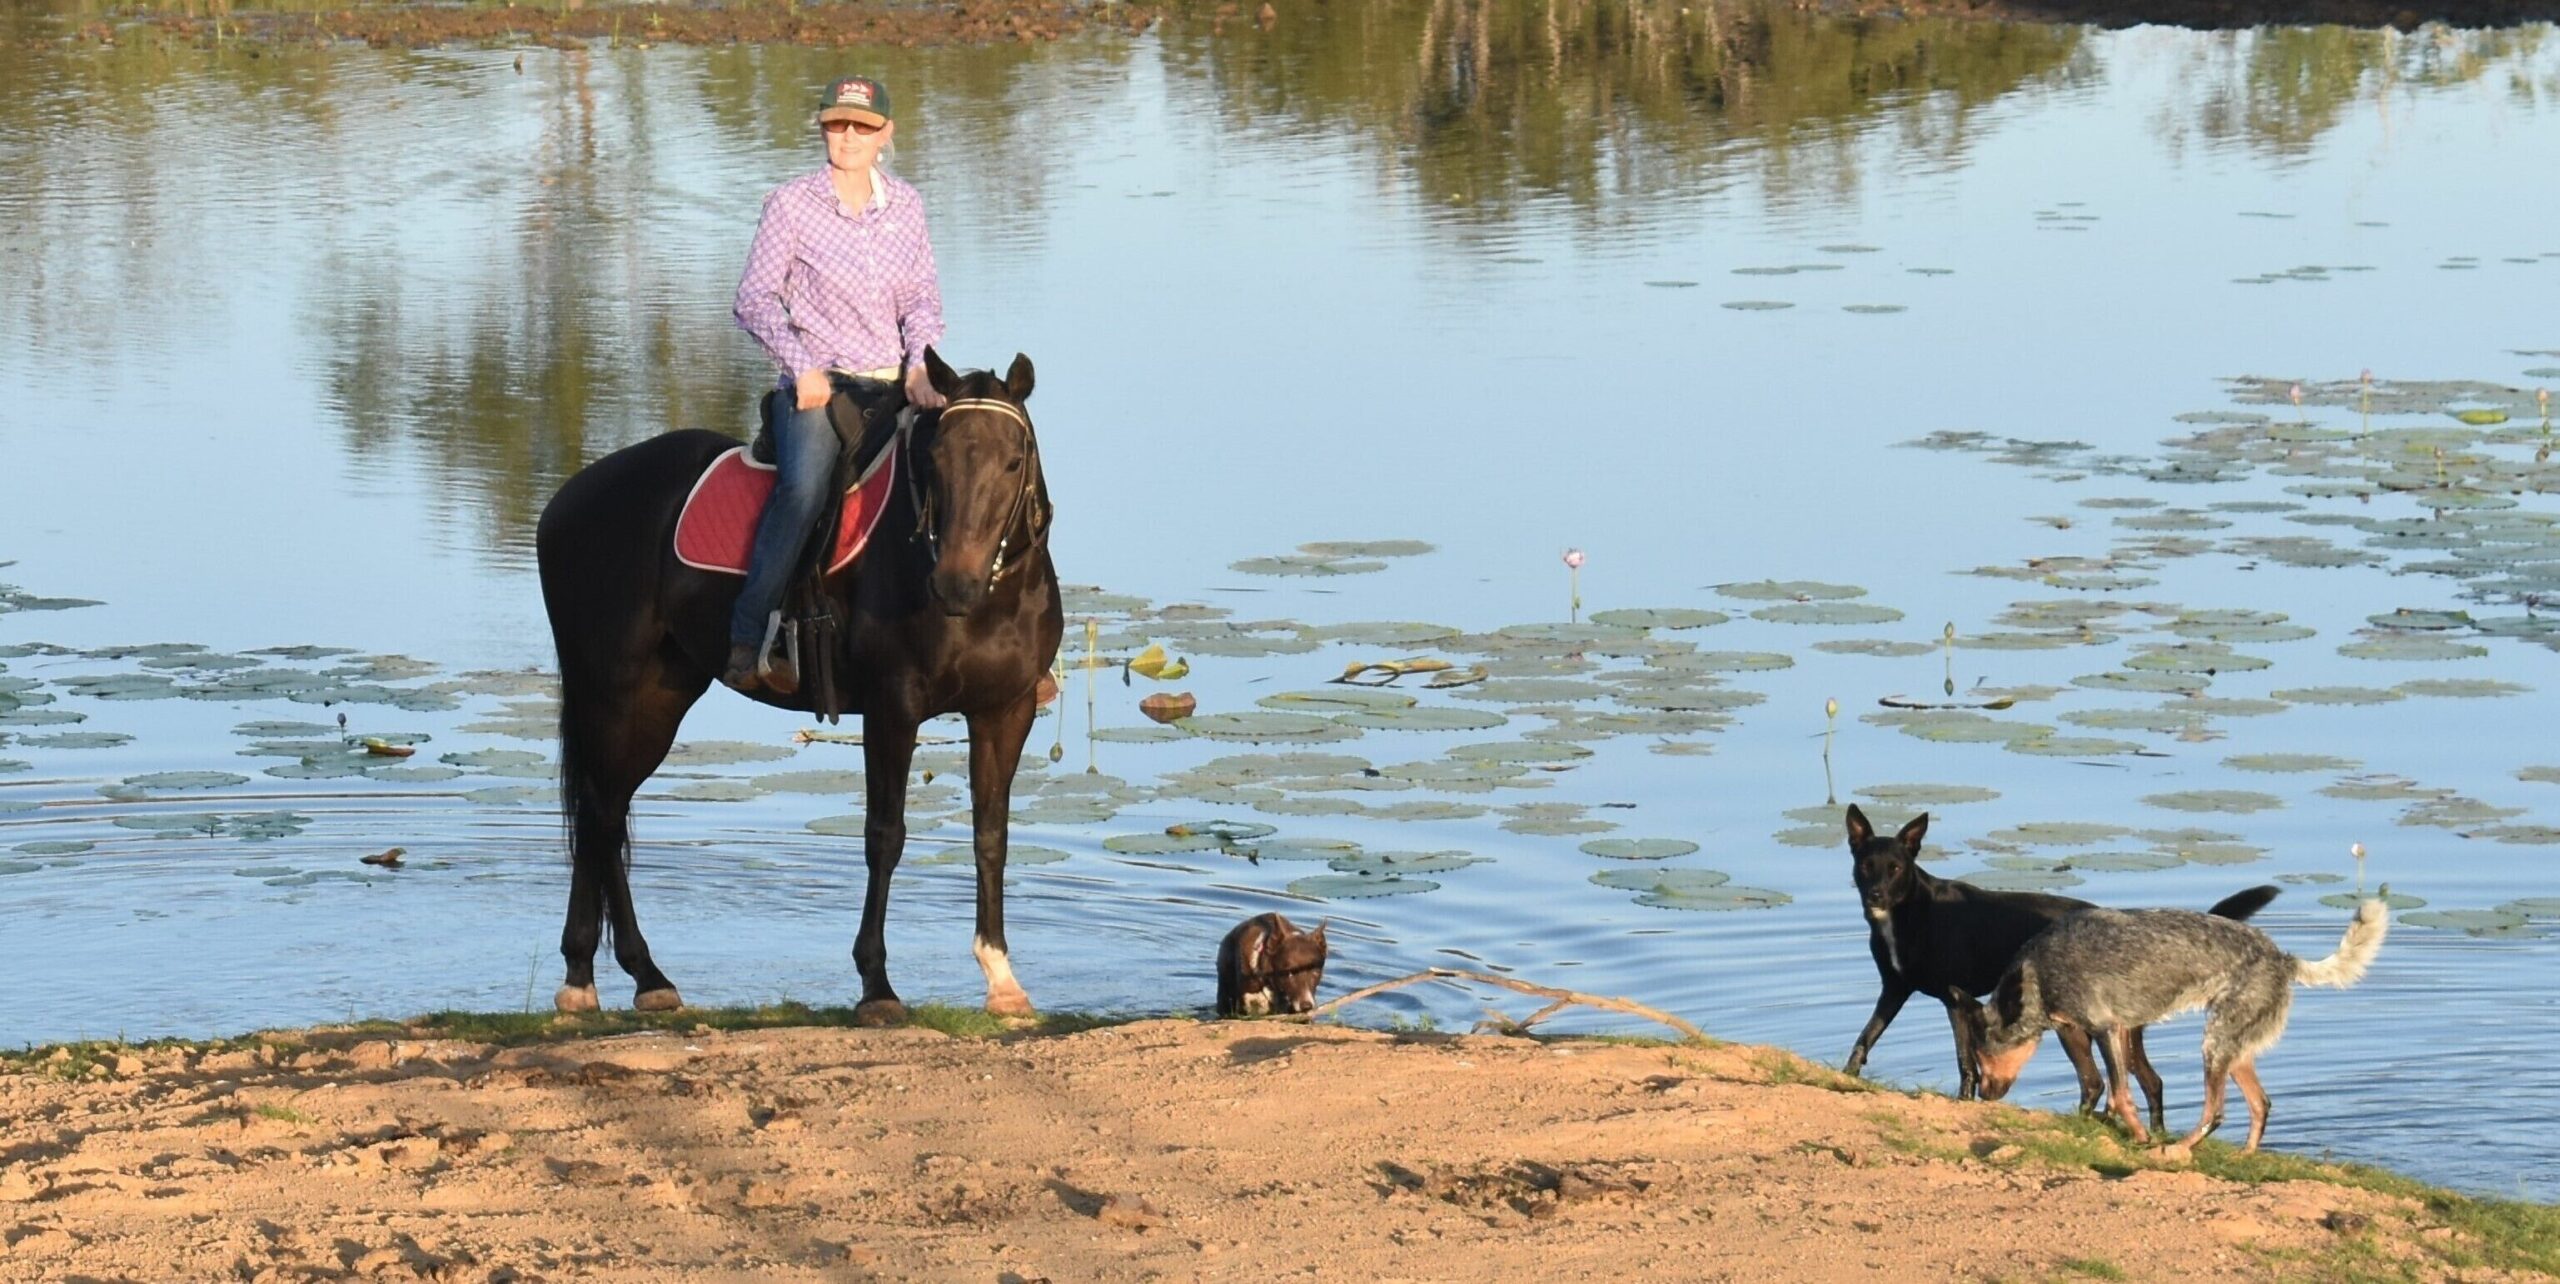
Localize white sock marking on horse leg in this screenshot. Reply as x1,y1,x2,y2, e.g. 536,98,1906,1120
974,934,1021,993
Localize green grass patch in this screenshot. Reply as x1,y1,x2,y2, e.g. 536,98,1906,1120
1758,1048,1879,1093
2053,1257,2125,1280
252,1102,313,1125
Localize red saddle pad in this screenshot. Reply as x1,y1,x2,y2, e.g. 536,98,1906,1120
673,445,900,576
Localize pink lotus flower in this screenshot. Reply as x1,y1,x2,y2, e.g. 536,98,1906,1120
1562,548,1586,570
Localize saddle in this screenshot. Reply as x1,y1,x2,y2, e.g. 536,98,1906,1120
672,375,908,719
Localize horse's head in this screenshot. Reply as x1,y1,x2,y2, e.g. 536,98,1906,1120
914,346,1041,615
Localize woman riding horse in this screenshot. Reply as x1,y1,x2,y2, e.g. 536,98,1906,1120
729,73,948,695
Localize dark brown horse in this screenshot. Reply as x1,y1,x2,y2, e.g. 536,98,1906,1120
534,348,1062,1024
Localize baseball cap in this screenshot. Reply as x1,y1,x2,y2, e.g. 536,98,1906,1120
817,76,891,128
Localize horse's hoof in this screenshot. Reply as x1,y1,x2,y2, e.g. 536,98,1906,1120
554,985,600,1014
855,998,910,1027
633,987,684,1012
986,988,1036,1020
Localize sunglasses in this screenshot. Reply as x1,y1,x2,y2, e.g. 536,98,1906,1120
822,119,886,136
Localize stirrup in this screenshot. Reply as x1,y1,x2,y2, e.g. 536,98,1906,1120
758,611,801,696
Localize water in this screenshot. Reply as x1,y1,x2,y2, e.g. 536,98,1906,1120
4,4,2559,1201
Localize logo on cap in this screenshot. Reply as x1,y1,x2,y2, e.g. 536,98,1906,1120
836,81,873,108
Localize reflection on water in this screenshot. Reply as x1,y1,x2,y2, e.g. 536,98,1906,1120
6,3,2560,1202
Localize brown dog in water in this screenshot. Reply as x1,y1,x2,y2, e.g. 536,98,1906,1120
1215,913,1328,1017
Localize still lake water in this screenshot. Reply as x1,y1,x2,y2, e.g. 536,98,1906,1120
4,5,2560,1199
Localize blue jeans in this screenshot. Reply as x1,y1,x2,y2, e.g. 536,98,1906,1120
729,401,842,649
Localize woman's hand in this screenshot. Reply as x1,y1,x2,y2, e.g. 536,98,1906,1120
794,368,832,412
904,363,948,410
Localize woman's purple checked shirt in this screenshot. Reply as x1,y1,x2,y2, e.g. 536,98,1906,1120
733,169,945,382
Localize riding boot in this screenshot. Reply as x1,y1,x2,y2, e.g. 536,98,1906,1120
722,641,764,694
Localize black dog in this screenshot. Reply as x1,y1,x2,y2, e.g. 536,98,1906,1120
1843,805,2278,1125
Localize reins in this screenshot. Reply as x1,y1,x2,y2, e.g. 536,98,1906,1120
902,394,1049,594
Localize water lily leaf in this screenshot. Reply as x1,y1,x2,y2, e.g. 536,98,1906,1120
2338,635,2488,662
123,771,248,791
2144,790,2285,814
1815,639,1937,658
2396,679,2527,699
1307,622,1461,646
1235,838,1359,865
1580,838,1699,861
1986,822,2134,846
1377,760,1528,788
1454,678,1611,704
1897,712,2054,744
111,812,222,833
1374,800,1492,822
1856,784,2000,806
2178,696,2290,718
1589,608,1728,630
1298,540,1434,559
366,764,465,783
2063,708,2206,733
2073,670,2208,695
1327,850,1483,876
1286,872,1437,899
2062,850,2185,872
2321,890,2425,910
1958,868,2084,892
1126,644,1182,680
660,740,797,767
1230,555,1385,577
2468,825,2560,845
13,840,90,856
2009,736,2146,757
463,784,553,806
1716,580,1866,602
663,780,761,802
1261,688,1415,713
748,769,866,795
2224,753,2360,774
2403,909,2536,937
1333,707,1507,733
1103,832,1230,855
2126,645,2269,674
2270,686,2405,706
1254,796,1369,817
1093,724,1191,744
1178,712,1361,743
2497,897,2560,919
1447,740,1592,765
1591,867,1731,893
1752,602,1903,626
2452,408,2510,426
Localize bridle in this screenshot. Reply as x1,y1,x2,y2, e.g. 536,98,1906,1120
904,394,1049,593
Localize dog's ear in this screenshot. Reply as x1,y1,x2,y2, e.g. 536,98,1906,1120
1895,812,1929,853
1947,986,1976,1009
1306,919,1329,951
1844,804,1872,851
1992,971,2027,1030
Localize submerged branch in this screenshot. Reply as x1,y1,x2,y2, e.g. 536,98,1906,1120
1299,967,1711,1046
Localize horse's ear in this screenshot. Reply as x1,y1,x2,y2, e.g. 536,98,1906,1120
923,345,962,400
1004,353,1034,404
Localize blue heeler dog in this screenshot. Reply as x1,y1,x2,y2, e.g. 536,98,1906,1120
1953,897,2390,1155
1843,805,2278,1128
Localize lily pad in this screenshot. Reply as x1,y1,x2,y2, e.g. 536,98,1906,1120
1716,580,1866,602
2270,686,2405,706
1814,640,1936,657
663,780,761,802
1857,784,2000,806
1327,850,1483,876
2060,850,2185,872
1589,608,1728,630
2320,890,2426,910
2223,753,2360,774
660,741,797,767
1591,867,1731,893
1230,555,1386,577
2143,790,2285,814
1579,838,1700,861
1092,724,1192,744
1985,822,2133,847
122,771,249,791
16,731,130,749
1260,688,1416,713
749,769,867,795
1298,540,1434,559
2008,736,2146,757
2401,908,2535,937
1332,707,1507,733
1752,602,1904,626
14,840,92,856
2338,635,2488,662
1958,868,2084,892
1103,832,1230,855
2396,679,2528,699
1177,712,1361,743
1285,872,1437,899
1447,740,1592,765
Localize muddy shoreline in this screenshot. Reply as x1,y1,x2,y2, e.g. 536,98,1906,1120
2,1014,2549,1282
24,0,2560,54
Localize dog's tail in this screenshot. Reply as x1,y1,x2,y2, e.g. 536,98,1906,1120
2295,897,2390,988
2207,884,2281,922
